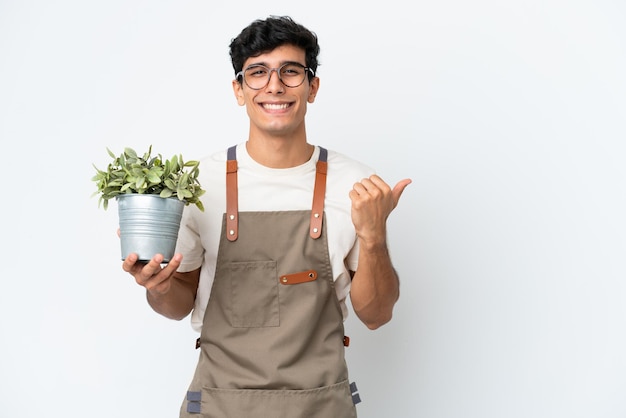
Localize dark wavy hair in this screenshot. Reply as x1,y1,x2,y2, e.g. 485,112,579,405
229,16,320,82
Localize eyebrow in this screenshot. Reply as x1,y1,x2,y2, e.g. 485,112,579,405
246,60,306,68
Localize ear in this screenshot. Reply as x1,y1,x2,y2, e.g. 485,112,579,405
307,77,320,103
232,79,245,106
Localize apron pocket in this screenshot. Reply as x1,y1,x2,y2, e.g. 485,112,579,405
228,260,279,327
198,380,357,418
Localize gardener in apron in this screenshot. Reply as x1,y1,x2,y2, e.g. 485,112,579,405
122,16,411,417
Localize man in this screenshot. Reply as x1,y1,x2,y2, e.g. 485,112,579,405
123,15,411,417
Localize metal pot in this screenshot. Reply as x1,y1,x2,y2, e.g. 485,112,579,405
117,194,185,263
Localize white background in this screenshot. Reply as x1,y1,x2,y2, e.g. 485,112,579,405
1,1,625,417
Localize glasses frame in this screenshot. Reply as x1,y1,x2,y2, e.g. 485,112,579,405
236,62,315,90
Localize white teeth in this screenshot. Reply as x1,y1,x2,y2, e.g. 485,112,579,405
263,103,289,110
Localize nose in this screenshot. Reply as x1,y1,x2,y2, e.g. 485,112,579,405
266,68,284,92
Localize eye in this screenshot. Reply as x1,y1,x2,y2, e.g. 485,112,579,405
281,64,304,77
245,66,269,78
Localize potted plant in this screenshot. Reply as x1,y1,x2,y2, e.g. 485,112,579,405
92,145,205,263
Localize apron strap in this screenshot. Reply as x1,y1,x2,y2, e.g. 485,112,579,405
224,145,328,241
225,146,238,241
309,147,327,239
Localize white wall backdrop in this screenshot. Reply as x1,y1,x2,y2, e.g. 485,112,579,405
1,1,625,417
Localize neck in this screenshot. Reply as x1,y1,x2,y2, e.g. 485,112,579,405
246,124,314,168
246,132,314,168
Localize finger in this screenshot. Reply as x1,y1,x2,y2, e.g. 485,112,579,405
366,174,389,190
142,253,181,292
391,178,412,208
138,253,166,278
122,252,139,273
160,253,183,276
351,180,370,195
126,253,164,285
352,176,385,197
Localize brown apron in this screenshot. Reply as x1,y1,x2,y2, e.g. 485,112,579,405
180,146,358,418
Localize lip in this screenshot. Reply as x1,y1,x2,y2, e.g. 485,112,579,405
260,102,293,111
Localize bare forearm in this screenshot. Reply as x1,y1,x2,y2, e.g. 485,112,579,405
350,241,400,330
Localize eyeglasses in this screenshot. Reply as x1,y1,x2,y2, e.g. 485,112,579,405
236,62,314,90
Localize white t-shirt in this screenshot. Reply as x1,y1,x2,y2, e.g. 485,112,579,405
176,143,375,332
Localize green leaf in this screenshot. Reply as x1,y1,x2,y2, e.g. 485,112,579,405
170,155,179,173
125,147,138,159
146,172,161,184
164,179,176,190
135,177,146,190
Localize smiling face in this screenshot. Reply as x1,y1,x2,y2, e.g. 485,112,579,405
232,44,319,142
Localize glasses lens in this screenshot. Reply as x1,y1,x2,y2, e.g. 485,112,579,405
243,65,269,89
278,64,307,87
243,64,308,89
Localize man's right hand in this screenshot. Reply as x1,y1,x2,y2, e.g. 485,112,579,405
122,252,183,296
116,231,199,321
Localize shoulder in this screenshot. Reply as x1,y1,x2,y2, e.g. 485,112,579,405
325,148,375,179
199,148,228,165
196,146,235,180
